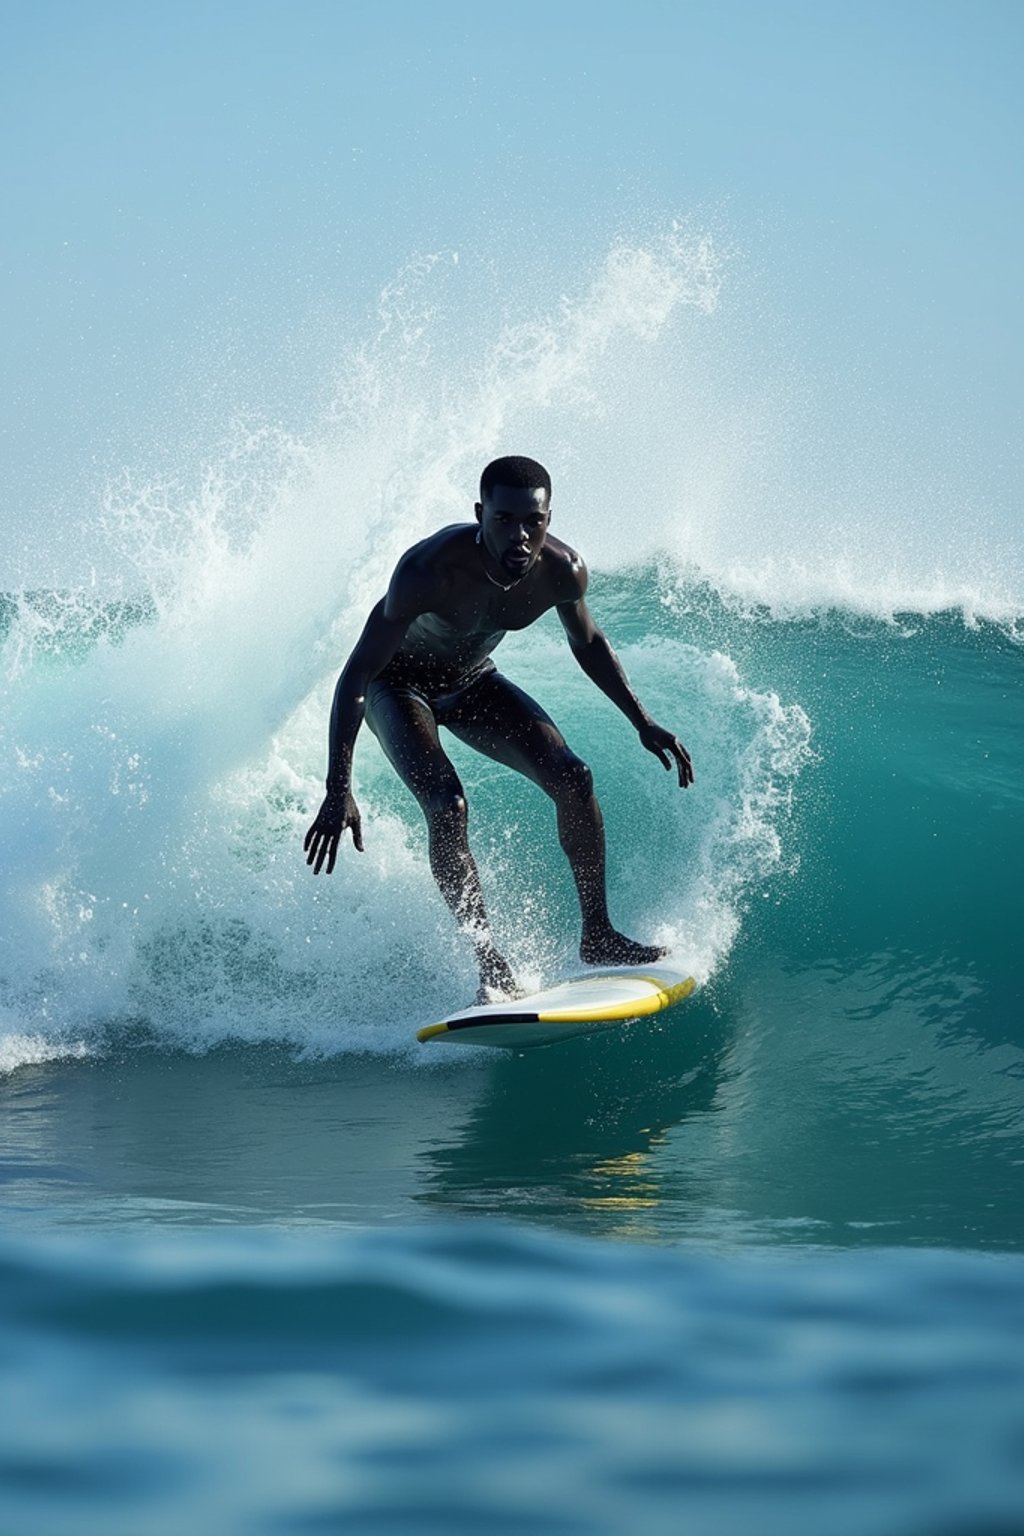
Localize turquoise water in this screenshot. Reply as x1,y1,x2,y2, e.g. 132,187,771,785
2,238,1022,1531
3,1228,1023,1536
2,581,1022,1532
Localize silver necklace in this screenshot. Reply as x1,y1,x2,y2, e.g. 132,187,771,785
477,528,527,591
483,568,525,591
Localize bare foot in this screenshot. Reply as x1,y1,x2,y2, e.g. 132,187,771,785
475,946,522,1004
579,928,668,967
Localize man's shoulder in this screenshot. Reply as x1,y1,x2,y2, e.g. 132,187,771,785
401,523,474,566
384,525,473,623
393,525,474,584
542,533,588,601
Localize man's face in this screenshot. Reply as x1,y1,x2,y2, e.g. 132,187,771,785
475,483,550,581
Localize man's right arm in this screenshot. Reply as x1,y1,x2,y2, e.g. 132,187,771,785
304,598,409,873
305,546,440,873
325,598,409,795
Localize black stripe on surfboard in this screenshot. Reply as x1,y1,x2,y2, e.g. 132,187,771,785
444,1012,541,1031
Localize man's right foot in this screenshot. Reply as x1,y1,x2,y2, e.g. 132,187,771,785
475,946,522,1004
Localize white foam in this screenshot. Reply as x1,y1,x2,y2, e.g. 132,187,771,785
0,1028,92,1077
664,558,1024,634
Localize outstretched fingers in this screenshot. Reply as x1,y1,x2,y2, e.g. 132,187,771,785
643,724,694,788
309,830,335,875
303,819,333,874
304,813,363,874
672,740,695,788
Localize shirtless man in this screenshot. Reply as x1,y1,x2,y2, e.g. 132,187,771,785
304,455,694,998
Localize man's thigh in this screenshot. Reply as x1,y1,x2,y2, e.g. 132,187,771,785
439,672,578,789
364,680,463,804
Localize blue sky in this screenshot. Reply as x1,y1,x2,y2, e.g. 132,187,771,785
2,0,1021,584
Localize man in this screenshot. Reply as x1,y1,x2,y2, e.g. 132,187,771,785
304,455,693,999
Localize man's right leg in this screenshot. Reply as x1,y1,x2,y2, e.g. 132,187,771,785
363,682,518,998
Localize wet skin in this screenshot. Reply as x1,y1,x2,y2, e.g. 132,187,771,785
304,483,694,998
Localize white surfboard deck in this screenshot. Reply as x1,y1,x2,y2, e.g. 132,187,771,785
417,964,695,1050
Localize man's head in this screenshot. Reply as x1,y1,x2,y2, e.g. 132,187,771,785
475,454,549,580
475,456,551,583
479,455,551,505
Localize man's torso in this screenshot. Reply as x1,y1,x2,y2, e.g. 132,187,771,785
382,525,581,693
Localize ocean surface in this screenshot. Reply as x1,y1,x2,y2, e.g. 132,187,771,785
2,236,1022,1532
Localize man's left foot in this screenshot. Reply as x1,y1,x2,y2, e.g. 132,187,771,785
580,928,668,967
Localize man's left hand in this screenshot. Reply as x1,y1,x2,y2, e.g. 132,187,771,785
638,720,694,788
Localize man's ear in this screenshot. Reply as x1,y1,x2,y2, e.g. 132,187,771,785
474,502,483,523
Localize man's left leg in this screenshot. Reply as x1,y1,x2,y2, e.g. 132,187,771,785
442,673,666,966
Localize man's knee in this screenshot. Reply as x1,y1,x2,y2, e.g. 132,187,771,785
546,752,594,803
419,783,468,829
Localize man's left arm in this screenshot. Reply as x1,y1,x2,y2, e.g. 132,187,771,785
556,587,694,788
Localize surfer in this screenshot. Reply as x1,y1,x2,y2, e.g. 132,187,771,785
304,456,694,998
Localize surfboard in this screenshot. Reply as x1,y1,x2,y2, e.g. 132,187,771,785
416,964,695,1050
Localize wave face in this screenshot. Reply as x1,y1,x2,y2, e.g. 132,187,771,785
0,568,815,1058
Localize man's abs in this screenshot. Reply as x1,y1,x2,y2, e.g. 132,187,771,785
386,611,507,696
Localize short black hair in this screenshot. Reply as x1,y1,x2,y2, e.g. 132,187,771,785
479,455,551,502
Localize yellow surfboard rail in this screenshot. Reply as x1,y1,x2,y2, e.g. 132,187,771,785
535,974,694,1024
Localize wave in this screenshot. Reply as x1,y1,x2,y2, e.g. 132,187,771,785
0,574,813,1069
1,228,1018,1072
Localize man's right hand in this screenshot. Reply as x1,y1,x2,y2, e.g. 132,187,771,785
304,790,363,874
